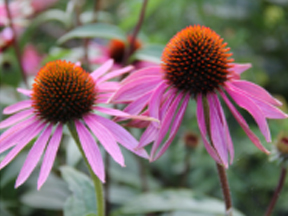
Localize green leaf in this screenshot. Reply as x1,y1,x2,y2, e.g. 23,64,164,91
60,166,97,216
33,9,69,27
113,189,245,216
133,44,164,64
84,214,98,216
58,23,127,44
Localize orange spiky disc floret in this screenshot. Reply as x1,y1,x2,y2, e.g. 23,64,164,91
31,60,97,124
109,36,142,63
162,25,234,95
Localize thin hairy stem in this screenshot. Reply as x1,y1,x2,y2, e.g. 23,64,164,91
4,0,27,86
265,167,287,216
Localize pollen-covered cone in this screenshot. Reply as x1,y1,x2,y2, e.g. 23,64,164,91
0,59,152,189
109,25,288,167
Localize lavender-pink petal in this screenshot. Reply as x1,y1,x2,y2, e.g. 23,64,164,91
225,84,271,142
84,115,125,167
3,100,32,114
122,66,162,84
87,114,148,158
0,109,34,129
17,88,32,97
196,95,222,164
97,65,134,83
0,122,45,170
220,90,269,154
228,63,252,75
38,123,63,190
207,93,228,167
138,124,158,149
153,93,190,161
15,124,53,188
91,59,113,80
75,120,105,182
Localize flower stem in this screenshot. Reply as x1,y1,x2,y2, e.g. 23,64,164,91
67,122,105,216
265,167,287,216
4,0,27,87
202,96,233,216
122,0,149,65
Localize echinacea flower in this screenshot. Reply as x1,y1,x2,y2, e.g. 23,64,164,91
110,25,288,167
0,59,150,189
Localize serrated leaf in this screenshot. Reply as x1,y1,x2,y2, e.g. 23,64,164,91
133,44,164,64
60,166,97,216
58,23,127,44
113,189,245,216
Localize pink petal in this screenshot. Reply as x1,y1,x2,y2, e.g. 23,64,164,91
0,117,38,154
0,109,34,129
98,81,120,92
17,88,32,97
121,66,162,84
153,93,190,161
212,94,234,164
137,124,158,149
150,93,183,158
230,80,282,106
0,122,46,170
91,59,113,80
228,63,252,75
97,65,134,83
149,81,167,128
38,123,63,189
84,115,125,167
15,124,53,188
3,100,32,114
75,120,105,182
87,114,148,158
160,89,177,119
196,94,222,164
207,94,228,167
110,76,161,102
220,90,269,154
225,84,271,142
95,106,158,122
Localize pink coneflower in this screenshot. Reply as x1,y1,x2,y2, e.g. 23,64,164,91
0,59,150,189
21,44,44,75
110,25,288,167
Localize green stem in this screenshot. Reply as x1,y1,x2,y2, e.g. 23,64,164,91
202,97,233,216
67,122,105,216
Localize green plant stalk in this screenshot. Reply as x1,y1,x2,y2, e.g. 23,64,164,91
67,122,105,216
202,97,233,216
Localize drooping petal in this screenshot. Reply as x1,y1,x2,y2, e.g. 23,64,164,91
225,83,271,142
0,109,34,129
17,88,32,97
230,80,282,106
196,95,222,164
0,122,46,170
109,76,161,102
160,88,177,119
150,93,183,158
15,124,53,188
212,93,234,164
220,90,269,154
98,82,120,92
3,100,32,114
91,59,113,80
0,117,39,154
207,93,228,167
121,66,162,84
86,114,148,158
37,123,63,189
75,120,105,182
97,65,134,83
137,124,158,149
153,93,190,161
149,81,168,128
84,115,125,167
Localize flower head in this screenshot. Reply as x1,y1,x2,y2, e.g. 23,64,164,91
0,59,149,189
110,25,288,167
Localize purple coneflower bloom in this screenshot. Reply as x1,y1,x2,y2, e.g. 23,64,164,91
110,25,288,167
0,59,150,189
